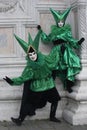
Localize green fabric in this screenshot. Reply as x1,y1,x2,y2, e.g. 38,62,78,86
41,24,79,48
51,45,82,82
14,34,28,53
50,7,71,25
14,29,42,54
41,24,82,88
11,51,59,92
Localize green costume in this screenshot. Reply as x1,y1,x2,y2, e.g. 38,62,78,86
40,7,83,90
48,24,81,81
4,30,61,124
10,31,59,92
12,51,59,92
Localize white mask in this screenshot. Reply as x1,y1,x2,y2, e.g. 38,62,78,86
58,21,64,27
28,51,37,61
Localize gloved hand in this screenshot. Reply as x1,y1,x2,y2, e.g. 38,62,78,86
61,44,66,55
78,38,85,45
37,25,41,30
3,76,13,85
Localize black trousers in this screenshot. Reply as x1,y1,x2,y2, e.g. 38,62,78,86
19,80,35,119
19,80,61,121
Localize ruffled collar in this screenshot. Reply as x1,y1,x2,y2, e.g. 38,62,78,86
26,52,45,69
51,24,71,34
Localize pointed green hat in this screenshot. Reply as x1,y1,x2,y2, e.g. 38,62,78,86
14,29,42,54
14,34,28,53
50,7,71,25
28,33,33,45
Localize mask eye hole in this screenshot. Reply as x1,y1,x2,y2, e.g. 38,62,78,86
28,53,32,57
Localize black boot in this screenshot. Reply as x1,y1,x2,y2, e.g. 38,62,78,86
50,102,61,123
65,79,74,93
66,86,73,93
11,117,22,126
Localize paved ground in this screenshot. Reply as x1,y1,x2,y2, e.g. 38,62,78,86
0,119,87,130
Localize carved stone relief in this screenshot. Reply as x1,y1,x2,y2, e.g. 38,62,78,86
0,0,25,13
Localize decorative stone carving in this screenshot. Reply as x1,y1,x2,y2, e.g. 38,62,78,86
0,0,25,13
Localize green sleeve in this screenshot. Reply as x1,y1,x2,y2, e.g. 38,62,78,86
11,66,33,85
41,30,51,44
66,31,80,49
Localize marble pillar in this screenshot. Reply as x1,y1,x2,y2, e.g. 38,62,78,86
63,0,87,125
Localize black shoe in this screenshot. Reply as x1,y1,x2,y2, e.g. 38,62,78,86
67,88,73,93
50,117,61,123
11,117,22,126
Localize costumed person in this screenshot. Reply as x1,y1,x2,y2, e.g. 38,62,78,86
37,7,85,93
3,30,61,126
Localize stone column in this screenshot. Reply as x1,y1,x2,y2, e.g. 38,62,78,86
63,0,87,125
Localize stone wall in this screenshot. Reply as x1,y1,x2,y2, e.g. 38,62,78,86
0,0,87,125
0,0,68,121
63,0,87,125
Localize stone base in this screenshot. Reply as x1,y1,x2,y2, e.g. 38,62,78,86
63,108,87,125
63,98,87,125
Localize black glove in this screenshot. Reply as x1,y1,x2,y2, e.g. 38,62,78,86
3,76,13,85
37,25,41,30
78,38,85,45
61,44,66,55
